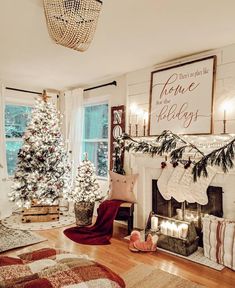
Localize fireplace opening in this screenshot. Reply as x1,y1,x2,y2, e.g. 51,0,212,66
152,179,223,246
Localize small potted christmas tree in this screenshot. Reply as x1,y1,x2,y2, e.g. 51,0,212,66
65,153,101,226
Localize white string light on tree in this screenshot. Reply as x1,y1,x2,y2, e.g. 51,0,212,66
9,91,72,208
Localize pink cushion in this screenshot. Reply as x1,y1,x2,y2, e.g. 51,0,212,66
108,171,138,203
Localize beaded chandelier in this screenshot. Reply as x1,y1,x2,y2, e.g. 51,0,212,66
43,0,103,52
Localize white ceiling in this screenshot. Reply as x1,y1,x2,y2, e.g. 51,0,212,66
0,0,235,91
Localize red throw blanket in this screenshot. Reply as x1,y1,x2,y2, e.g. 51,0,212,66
64,200,124,245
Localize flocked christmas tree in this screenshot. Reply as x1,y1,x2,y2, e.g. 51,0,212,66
64,153,101,203
9,91,71,208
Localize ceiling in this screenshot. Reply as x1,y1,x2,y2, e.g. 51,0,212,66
0,0,235,91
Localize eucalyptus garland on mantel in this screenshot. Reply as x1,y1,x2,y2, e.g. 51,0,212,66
115,130,235,181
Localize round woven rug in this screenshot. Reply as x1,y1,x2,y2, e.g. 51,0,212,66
2,213,75,231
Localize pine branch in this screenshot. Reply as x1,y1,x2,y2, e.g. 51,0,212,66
193,136,235,180
117,131,235,182
170,145,188,161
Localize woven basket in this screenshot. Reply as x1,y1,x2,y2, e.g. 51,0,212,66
74,201,95,226
43,0,103,52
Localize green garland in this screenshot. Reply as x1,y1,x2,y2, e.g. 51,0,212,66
116,130,235,181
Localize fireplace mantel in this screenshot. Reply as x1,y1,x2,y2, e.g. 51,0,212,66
128,152,235,228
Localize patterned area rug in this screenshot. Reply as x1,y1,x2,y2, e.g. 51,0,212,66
2,213,75,231
0,224,47,253
124,232,224,271
123,264,205,288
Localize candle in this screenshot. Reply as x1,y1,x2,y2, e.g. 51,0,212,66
224,109,226,121
130,103,138,126
143,112,148,125
176,208,183,220
151,216,158,231
166,221,173,237
135,114,138,125
172,223,180,238
160,221,167,235
179,223,188,239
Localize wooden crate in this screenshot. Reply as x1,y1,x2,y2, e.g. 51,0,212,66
22,204,60,223
145,212,199,256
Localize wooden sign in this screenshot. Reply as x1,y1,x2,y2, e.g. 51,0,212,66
149,56,216,135
110,105,125,170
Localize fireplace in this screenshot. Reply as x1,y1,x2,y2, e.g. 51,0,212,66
152,180,223,245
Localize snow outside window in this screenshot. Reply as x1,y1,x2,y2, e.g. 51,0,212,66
82,103,109,178
5,104,32,175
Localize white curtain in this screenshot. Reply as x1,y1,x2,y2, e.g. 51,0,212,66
0,84,6,175
64,88,84,182
0,84,14,219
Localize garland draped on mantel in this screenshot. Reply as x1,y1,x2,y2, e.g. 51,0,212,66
115,130,235,181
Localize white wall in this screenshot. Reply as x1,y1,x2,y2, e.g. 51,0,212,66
126,43,235,134
1,43,235,221
84,75,127,107
83,75,127,195
125,43,235,221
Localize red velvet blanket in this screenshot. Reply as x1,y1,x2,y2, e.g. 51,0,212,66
64,200,124,245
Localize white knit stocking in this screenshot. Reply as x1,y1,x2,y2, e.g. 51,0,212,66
178,167,195,203
157,163,174,200
190,166,216,205
167,165,186,202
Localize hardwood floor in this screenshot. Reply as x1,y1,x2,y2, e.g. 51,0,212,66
2,223,235,288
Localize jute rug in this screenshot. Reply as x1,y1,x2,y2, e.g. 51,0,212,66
0,224,47,253
123,264,205,288
2,213,75,231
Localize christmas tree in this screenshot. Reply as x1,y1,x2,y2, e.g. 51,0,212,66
97,142,108,177
9,92,71,208
64,154,101,203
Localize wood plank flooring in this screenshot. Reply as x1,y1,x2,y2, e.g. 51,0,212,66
2,223,235,288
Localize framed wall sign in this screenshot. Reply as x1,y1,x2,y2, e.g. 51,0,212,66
149,56,216,135
110,105,125,171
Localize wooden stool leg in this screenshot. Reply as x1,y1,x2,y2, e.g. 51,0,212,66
127,215,133,235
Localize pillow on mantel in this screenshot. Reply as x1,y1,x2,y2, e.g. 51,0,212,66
108,171,138,203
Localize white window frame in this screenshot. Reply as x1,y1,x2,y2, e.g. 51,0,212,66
2,88,58,178
83,95,110,180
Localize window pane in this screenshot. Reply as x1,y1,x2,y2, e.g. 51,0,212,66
84,104,108,139
83,141,108,177
6,140,22,175
5,105,32,138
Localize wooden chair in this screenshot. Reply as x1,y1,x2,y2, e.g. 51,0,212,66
115,202,134,235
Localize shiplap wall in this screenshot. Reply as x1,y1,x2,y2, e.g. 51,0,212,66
125,43,235,220
126,43,235,135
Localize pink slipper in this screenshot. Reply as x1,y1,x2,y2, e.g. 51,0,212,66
133,234,158,252
129,230,141,252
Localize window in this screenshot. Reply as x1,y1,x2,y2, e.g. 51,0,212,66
82,103,109,178
5,104,32,175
